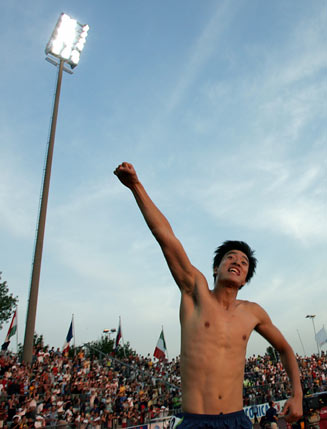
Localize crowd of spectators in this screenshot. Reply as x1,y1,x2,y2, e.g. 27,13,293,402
0,345,326,428
0,346,180,429
243,352,327,406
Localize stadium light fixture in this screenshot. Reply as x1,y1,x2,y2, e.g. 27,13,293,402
103,329,117,340
22,13,89,364
45,13,89,69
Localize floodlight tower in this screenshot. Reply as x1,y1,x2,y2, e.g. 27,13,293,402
22,13,89,363
305,315,320,356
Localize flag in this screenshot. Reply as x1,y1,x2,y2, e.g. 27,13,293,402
1,310,17,351
115,317,122,348
154,329,167,360
62,319,73,353
316,327,327,348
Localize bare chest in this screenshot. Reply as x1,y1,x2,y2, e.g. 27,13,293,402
182,297,257,350
204,309,253,349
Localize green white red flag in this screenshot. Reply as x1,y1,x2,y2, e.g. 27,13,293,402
1,309,17,351
154,329,167,360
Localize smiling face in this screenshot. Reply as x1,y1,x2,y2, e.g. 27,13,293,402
214,249,249,289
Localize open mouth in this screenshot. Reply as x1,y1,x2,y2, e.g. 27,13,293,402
228,267,240,275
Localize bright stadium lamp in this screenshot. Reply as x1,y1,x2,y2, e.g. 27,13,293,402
103,329,116,339
22,13,89,364
45,13,89,68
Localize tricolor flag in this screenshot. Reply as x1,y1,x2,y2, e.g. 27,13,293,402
316,326,327,348
62,318,74,353
1,310,17,351
115,317,122,348
154,328,167,360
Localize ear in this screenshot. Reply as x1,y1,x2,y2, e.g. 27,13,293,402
213,266,218,275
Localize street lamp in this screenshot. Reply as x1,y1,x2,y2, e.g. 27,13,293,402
103,329,116,340
22,13,89,364
306,315,320,356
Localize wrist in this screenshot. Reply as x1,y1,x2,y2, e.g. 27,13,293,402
129,180,143,192
292,390,303,400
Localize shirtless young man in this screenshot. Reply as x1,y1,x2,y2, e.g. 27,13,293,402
114,162,303,429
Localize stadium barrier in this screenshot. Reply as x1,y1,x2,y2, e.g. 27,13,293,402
127,416,171,429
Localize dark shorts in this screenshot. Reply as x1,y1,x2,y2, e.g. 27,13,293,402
169,410,252,429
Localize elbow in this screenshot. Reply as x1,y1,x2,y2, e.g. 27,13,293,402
276,342,295,361
151,227,166,243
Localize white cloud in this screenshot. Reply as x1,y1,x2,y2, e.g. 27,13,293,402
164,2,233,113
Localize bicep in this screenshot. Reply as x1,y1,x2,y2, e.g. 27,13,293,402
159,233,203,294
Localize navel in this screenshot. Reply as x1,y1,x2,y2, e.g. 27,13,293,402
218,395,222,400
204,321,210,328
242,334,247,340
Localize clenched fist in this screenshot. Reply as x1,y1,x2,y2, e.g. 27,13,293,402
114,162,140,188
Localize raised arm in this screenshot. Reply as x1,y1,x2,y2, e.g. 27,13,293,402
114,162,204,294
253,304,303,423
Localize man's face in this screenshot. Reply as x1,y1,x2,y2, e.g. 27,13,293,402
214,249,249,288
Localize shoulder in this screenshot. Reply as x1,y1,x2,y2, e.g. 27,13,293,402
236,299,264,312
182,270,210,298
238,300,269,314
236,300,271,323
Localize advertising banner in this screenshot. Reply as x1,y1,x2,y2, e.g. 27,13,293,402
243,399,287,422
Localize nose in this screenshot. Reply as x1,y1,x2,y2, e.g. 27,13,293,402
232,258,241,267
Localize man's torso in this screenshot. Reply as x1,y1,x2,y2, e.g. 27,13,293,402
179,281,260,414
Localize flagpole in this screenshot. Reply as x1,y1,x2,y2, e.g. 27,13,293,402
120,316,126,357
72,314,75,355
120,316,124,346
162,325,169,361
297,329,306,356
16,307,18,355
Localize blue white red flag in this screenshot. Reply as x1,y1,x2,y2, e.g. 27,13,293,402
62,318,73,353
115,317,122,348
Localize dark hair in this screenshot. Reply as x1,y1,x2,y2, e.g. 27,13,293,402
213,240,257,284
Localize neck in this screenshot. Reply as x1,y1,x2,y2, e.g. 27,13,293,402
213,283,239,309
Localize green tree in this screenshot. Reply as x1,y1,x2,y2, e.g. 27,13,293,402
85,336,136,359
266,345,279,363
33,333,45,348
17,333,46,359
0,272,18,330
115,341,136,359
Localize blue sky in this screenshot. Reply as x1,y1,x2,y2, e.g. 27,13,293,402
1,1,326,359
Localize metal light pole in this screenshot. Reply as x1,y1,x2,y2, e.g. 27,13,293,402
306,315,320,356
22,14,89,363
297,329,306,356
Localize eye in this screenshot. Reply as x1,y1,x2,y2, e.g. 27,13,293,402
242,261,248,266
